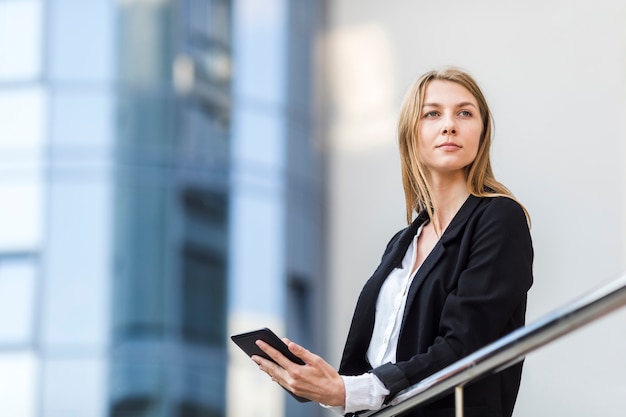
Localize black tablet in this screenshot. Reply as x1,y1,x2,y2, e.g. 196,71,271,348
230,327,310,402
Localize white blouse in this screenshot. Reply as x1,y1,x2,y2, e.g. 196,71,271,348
327,224,425,415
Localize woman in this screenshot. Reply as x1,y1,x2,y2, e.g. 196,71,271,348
253,68,533,417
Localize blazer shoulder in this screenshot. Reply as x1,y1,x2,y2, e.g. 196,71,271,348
478,196,528,224
472,198,533,251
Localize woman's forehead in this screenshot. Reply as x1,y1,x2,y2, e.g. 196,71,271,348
423,80,478,105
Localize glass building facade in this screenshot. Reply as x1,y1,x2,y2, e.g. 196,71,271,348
0,0,325,416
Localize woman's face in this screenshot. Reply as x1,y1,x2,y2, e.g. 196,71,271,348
417,80,482,178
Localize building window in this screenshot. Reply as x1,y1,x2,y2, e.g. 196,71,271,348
110,396,155,417
181,187,227,347
0,256,36,345
287,273,312,349
0,352,38,417
177,401,221,417
0,0,42,81
181,243,226,346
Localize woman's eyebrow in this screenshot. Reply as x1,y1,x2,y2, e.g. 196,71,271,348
457,101,478,109
423,101,477,109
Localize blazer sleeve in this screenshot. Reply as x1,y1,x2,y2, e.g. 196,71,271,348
372,197,533,398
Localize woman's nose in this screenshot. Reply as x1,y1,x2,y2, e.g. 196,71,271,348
441,122,457,135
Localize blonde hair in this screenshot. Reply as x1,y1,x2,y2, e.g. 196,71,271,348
398,67,530,224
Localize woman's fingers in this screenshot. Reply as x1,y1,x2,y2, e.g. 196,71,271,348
251,354,283,382
286,341,314,363
255,340,297,370
252,339,346,407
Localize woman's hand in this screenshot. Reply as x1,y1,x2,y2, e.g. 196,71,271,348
252,338,346,407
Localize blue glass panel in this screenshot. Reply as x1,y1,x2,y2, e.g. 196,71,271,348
0,258,36,344
0,352,37,416
42,179,111,347
0,87,45,149
41,357,107,416
0,183,43,252
48,0,114,81
0,0,42,80
50,90,113,147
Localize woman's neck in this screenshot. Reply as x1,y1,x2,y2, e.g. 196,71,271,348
427,173,470,236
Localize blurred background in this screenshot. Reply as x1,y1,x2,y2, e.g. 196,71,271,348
0,0,625,416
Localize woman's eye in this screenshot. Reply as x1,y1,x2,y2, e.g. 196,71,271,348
424,111,439,118
458,110,472,117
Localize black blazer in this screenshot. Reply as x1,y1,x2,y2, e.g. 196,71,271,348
339,196,533,417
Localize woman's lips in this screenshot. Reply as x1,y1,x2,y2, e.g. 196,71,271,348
437,142,461,150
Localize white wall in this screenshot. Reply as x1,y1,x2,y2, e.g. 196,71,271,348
323,1,626,416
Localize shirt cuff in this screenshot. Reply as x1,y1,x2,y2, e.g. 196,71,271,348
319,402,346,416
342,373,390,414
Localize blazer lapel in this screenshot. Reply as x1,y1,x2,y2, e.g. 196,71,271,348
340,212,427,373
401,196,482,325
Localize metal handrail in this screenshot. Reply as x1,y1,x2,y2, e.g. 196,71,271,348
368,272,626,417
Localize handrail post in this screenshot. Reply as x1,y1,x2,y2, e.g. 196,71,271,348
455,385,464,417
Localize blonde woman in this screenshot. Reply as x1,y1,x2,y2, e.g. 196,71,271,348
253,68,533,417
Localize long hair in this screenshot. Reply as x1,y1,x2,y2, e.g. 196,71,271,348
398,67,530,224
